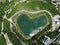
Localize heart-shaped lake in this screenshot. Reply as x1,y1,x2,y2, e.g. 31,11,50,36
17,14,48,36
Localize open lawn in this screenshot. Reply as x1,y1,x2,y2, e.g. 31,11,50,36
7,1,59,18
0,35,7,45
46,31,59,39
4,19,10,33
7,32,22,45
0,22,2,33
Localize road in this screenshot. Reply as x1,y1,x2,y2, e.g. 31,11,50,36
9,10,53,19
0,15,13,45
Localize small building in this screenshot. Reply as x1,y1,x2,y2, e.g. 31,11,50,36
43,35,53,45
53,15,60,31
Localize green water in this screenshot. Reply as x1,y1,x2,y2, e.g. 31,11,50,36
17,14,47,36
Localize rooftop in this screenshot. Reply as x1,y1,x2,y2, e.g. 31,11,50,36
43,36,53,45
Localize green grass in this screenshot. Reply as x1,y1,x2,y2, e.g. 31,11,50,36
0,22,2,33
47,31,59,39
54,43,60,45
7,1,59,18
4,19,10,33
3,19,22,45
0,0,6,2
0,2,5,17
0,35,7,45
7,32,22,45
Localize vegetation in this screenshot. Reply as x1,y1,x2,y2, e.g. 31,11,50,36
0,0,59,45
15,32,28,43
0,22,2,33
54,43,60,45
46,30,59,39
7,1,59,18
0,35,7,45
7,32,22,45
14,20,52,44
4,0,14,10
4,19,10,33
0,2,5,17
11,11,52,44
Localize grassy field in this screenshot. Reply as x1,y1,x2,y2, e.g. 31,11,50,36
3,19,22,45
54,43,60,45
46,30,59,39
0,35,7,45
7,1,59,18
4,19,11,33
0,2,5,17
7,32,22,45
0,0,6,2
0,22,2,34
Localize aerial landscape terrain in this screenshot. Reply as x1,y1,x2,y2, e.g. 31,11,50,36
0,0,60,45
